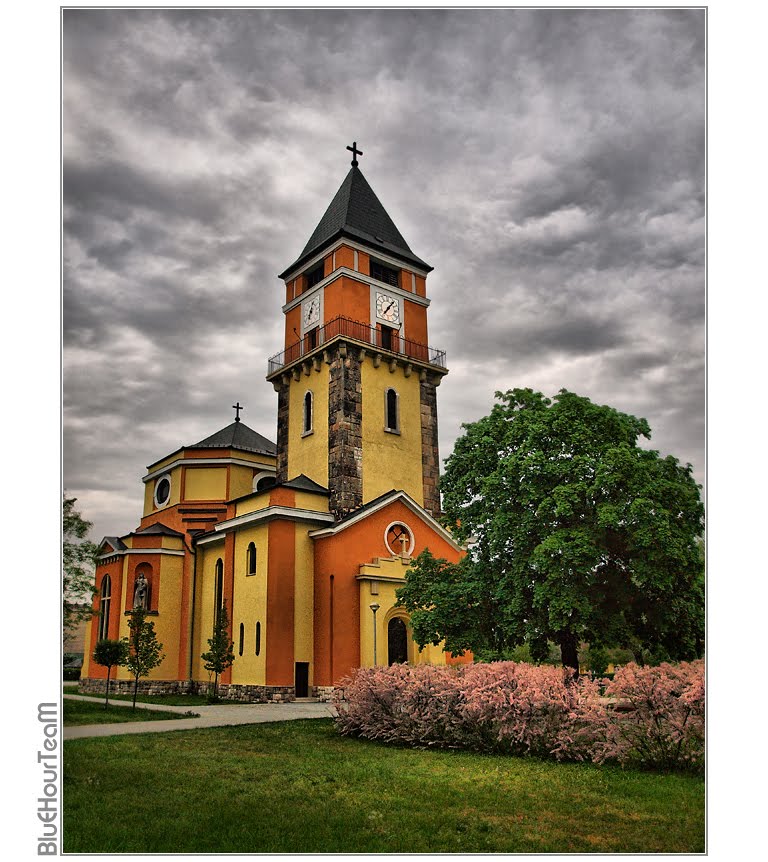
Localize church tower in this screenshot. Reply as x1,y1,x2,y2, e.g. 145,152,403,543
267,143,447,519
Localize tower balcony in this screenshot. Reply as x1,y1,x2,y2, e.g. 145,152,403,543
266,315,447,379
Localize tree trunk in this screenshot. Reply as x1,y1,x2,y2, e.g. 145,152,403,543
132,674,139,709
559,631,580,677
105,666,111,709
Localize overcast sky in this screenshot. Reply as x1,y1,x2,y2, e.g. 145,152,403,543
62,8,705,542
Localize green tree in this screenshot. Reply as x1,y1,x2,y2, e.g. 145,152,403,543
201,601,235,702
91,639,129,708
397,389,704,673
125,609,165,709
63,495,98,638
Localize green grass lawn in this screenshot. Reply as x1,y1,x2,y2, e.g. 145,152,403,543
64,698,198,726
63,684,247,707
64,719,704,853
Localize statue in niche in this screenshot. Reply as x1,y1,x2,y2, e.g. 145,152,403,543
133,572,150,610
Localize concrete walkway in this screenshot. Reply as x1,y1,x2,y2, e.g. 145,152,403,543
63,694,336,740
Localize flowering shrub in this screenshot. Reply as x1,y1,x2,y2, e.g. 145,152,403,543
333,659,704,772
592,660,705,771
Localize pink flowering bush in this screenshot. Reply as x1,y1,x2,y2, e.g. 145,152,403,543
592,660,705,771
334,659,704,772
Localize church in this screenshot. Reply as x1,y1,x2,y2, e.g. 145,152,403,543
80,144,470,701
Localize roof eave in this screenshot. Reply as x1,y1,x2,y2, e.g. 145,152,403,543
278,227,433,281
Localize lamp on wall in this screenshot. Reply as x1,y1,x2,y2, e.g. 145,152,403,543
369,603,380,666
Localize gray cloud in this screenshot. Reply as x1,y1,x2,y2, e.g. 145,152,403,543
63,8,705,540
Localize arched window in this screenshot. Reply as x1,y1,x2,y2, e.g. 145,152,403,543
255,621,261,656
385,388,399,432
387,617,408,665
214,558,224,624
98,575,111,640
246,542,257,576
303,391,313,435
239,623,244,656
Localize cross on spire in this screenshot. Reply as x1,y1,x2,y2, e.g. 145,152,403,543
232,402,243,422
346,140,363,167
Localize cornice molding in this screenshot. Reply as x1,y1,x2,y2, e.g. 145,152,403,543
282,266,430,315
281,236,431,285
143,458,276,483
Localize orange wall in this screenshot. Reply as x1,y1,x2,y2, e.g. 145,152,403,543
284,304,302,348
336,244,355,270
324,275,370,325
404,300,428,346
312,498,464,686
85,557,125,679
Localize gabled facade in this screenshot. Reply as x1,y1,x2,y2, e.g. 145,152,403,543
80,150,469,701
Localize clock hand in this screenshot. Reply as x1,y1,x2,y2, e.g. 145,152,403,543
384,300,395,314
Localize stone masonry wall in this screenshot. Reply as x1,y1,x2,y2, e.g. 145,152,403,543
78,678,339,703
420,377,441,517
327,345,363,518
275,379,290,483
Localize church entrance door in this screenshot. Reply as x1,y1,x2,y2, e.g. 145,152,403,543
295,662,309,698
387,618,408,664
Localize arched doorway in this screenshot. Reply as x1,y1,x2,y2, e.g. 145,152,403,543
387,617,408,665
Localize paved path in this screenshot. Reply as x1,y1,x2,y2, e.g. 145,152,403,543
63,694,336,740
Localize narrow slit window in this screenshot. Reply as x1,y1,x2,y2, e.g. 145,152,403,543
246,542,257,576
255,621,261,656
303,391,313,434
239,623,244,656
214,559,224,625
385,388,399,432
98,575,111,640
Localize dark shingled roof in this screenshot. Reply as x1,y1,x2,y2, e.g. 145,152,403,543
100,536,127,553
192,421,276,456
133,523,185,538
280,474,329,494
279,166,432,278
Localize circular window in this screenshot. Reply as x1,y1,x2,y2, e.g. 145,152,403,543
384,522,414,557
154,475,171,507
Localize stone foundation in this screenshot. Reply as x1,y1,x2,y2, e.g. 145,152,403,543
78,678,343,704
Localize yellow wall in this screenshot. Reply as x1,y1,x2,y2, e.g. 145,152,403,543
361,362,424,505
231,524,269,685
113,551,185,681
230,459,276,500
191,540,227,681
287,366,330,488
185,466,227,501
357,558,448,668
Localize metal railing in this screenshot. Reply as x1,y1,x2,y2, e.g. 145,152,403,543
267,315,447,376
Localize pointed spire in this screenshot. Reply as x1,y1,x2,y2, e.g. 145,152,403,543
279,161,432,278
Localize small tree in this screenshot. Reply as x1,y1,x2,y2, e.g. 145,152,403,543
201,600,235,702
91,639,129,708
125,609,165,709
63,495,98,638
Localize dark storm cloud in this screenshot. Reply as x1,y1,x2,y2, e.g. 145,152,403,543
63,8,705,540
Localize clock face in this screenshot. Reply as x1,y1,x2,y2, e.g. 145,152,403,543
303,296,320,327
376,291,400,324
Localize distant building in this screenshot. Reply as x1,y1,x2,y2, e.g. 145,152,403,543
64,603,92,668
80,148,469,699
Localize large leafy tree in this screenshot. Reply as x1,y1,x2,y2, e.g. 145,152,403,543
63,495,98,638
397,389,704,672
